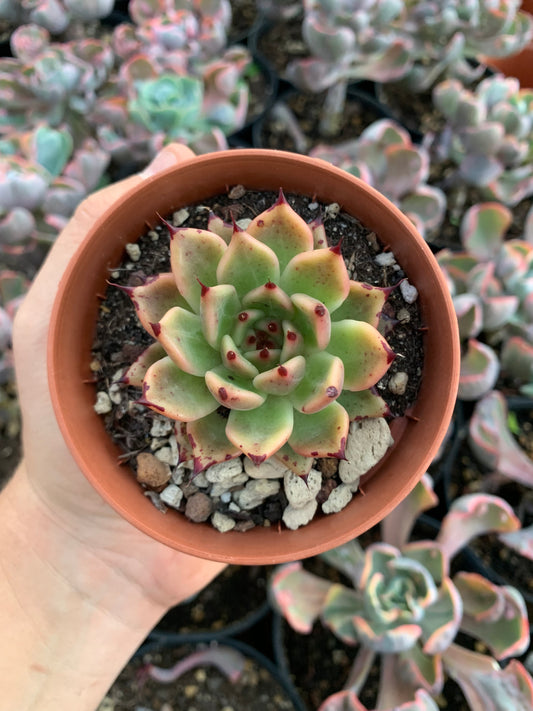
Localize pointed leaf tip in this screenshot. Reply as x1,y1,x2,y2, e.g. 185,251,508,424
157,212,178,236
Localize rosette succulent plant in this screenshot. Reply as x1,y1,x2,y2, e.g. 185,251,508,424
0,0,114,34
271,474,533,710
310,119,446,240
121,191,396,476
437,201,533,400
430,75,533,206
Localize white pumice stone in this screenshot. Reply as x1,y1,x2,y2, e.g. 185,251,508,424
191,471,209,488
282,499,318,530
94,391,112,414
325,202,340,218
322,484,353,514
220,491,232,504
375,252,397,267
205,458,244,483
284,469,322,508
339,418,394,484
244,458,288,479
211,511,236,533
210,475,248,498
172,208,189,226
108,382,122,405
388,371,409,395
160,484,183,509
154,436,179,466
150,418,173,437
234,479,280,510
400,279,419,303
125,242,141,261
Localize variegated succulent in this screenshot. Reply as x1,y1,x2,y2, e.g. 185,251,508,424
271,474,533,711
437,201,533,400
310,119,446,240
121,191,396,476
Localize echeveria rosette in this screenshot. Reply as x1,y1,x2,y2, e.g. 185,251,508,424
122,191,395,475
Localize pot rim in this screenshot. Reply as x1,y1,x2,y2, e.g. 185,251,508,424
48,148,460,564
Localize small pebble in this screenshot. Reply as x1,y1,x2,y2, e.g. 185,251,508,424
388,371,409,395
94,391,112,414
400,279,419,303
136,452,171,488
211,511,236,533
185,492,214,522
160,483,183,509
125,243,141,261
325,202,340,218
375,252,396,267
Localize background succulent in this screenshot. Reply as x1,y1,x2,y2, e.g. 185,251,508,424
437,201,533,400
121,191,396,476
430,74,533,207
271,474,533,710
0,0,115,35
310,119,446,240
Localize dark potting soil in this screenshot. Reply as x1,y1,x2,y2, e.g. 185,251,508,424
155,564,272,636
91,187,425,530
98,640,300,711
254,89,390,153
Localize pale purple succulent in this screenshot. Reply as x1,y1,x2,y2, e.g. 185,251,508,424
271,474,533,710
0,125,109,250
120,191,396,476
395,0,533,92
437,201,533,400
0,0,114,34
283,0,413,136
430,75,533,206
0,25,114,133
310,119,446,239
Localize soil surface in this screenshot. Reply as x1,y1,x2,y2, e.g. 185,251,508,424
91,187,425,532
98,638,300,711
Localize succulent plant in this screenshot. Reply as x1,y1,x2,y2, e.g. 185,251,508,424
93,4,252,165
310,119,446,239
430,75,533,207
271,474,533,710
396,0,533,92
0,0,115,35
437,201,533,400
0,124,109,250
284,0,413,136
0,24,114,133
120,191,396,476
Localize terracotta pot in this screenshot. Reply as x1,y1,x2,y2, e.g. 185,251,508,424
482,3,533,88
48,148,459,564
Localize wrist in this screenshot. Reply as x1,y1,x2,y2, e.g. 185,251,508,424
0,463,168,710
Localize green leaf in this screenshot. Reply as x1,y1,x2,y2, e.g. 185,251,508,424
205,365,266,409
158,306,219,376
331,280,388,328
142,357,218,420
127,272,188,337
187,411,241,473
226,397,294,465
241,282,294,319
291,293,331,351
170,227,227,312
328,320,394,391
34,126,73,177
280,246,350,311
220,334,259,378
216,228,280,298
253,355,306,395
122,342,166,388
289,401,349,458
247,190,314,271
200,283,241,349
336,388,390,419
290,351,344,413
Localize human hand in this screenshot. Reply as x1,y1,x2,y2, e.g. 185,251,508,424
10,144,227,617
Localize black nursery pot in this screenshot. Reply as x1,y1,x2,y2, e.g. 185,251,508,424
104,633,307,711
